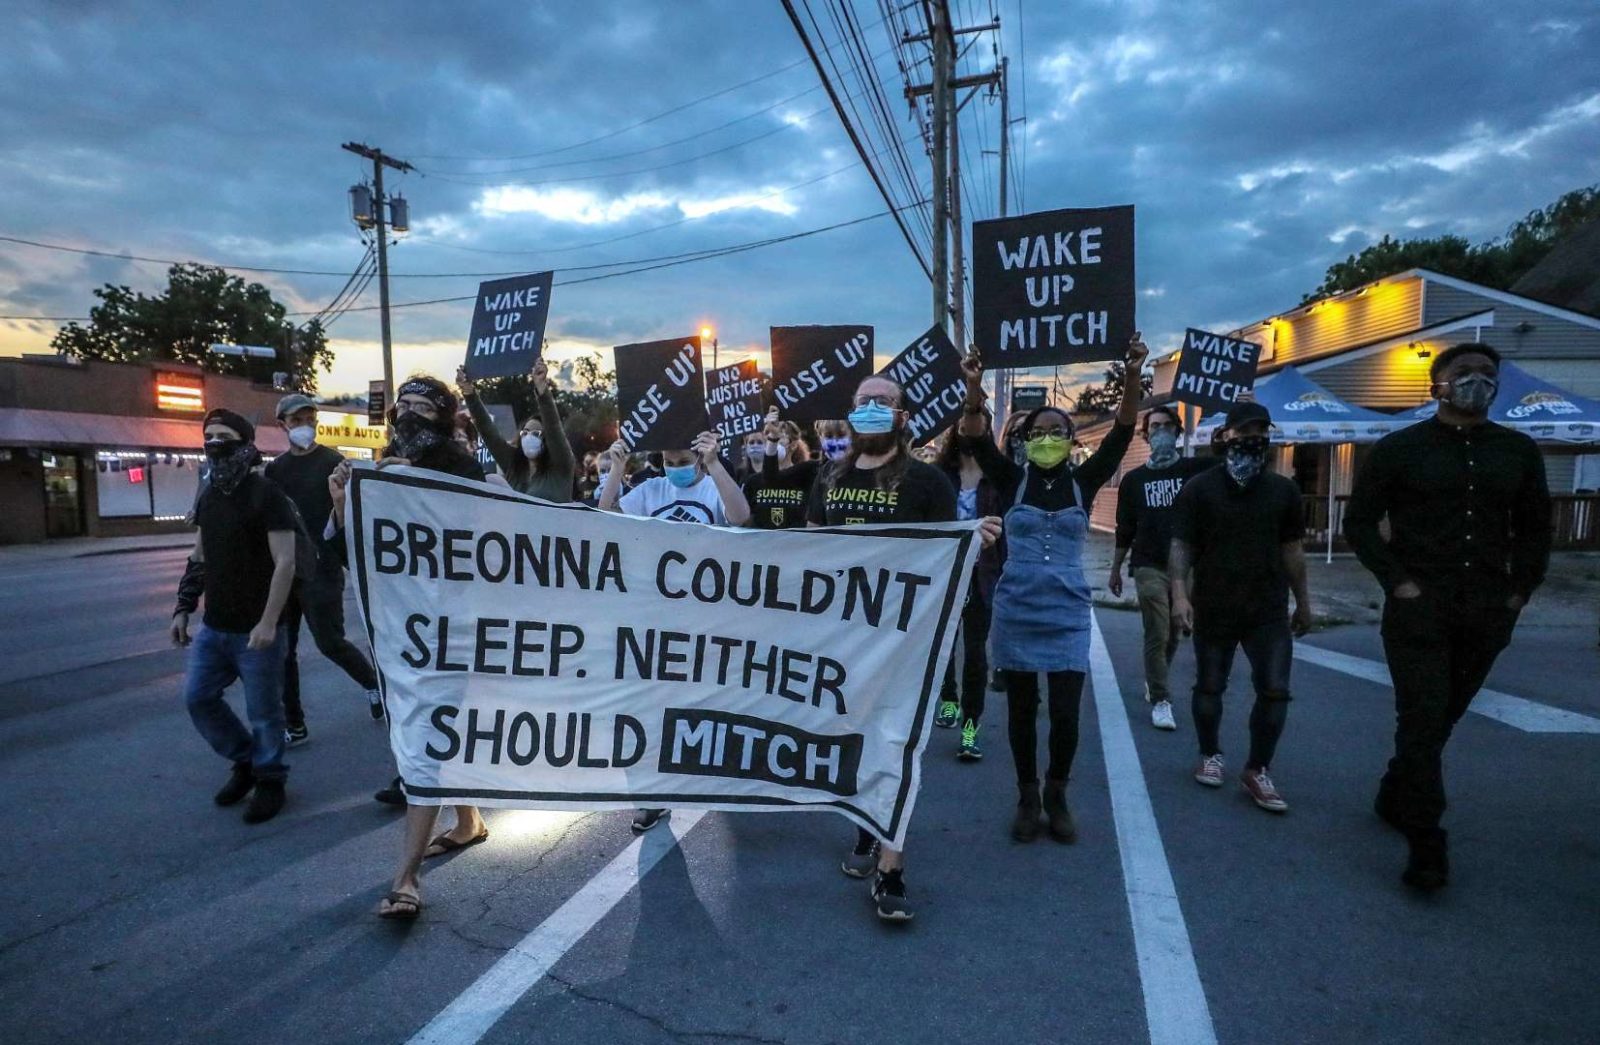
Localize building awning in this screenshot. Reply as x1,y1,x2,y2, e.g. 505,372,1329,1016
0,408,290,454
1193,367,1408,444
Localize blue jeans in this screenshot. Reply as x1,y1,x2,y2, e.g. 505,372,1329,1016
1191,615,1294,770
183,623,289,780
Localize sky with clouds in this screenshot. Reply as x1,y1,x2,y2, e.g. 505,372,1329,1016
1,0,1596,397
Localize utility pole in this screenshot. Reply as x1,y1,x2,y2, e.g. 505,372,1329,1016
929,3,951,337
342,142,414,401
949,89,965,351
992,56,1012,433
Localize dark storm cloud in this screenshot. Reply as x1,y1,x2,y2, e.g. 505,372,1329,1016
1,0,1596,390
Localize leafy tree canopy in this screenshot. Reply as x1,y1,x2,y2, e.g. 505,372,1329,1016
1073,359,1154,416
475,352,620,456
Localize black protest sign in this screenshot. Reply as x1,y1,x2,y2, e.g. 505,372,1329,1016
768,325,873,421
1172,328,1262,414
973,205,1135,368
614,336,708,452
707,360,764,442
464,271,554,380
877,325,965,446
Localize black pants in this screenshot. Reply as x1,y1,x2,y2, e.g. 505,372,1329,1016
939,592,992,724
1004,670,1086,785
1191,615,1293,770
1378,586,1518,836
282,563,378,728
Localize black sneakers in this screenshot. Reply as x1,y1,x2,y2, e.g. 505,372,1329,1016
373,776,406,806
872,869,914,923
214,761,254,806
631,808,669,834
1403,829,1449,891
366,689,385,721
284,724,310,748
242,779,286,824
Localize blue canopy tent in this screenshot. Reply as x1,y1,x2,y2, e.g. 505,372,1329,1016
1409,361,1600,444
1192,367,1408,561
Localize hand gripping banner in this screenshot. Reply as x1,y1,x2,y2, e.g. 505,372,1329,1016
346,466,979,847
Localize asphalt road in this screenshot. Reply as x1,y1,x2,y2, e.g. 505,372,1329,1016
2,547,1597,1044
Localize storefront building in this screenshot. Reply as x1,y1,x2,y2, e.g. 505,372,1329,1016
0,355,290,544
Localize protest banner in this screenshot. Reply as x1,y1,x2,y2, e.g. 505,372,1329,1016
877,324,965,446
464,272,554,380
613,336,707,452
972,205,1135,368
769,325,873,421
1172,328,1262,414
345,466,980,846
707,360,765,443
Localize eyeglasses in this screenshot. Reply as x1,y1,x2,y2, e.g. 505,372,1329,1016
395,397,438,418
1027,427,1071,440
852,394,898,408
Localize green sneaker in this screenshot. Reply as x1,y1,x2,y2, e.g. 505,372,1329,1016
934,700,959,729
957,720,982,761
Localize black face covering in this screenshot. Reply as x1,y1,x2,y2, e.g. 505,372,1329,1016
204,438,256,495
389,411,447,461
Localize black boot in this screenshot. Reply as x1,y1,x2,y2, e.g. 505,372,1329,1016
243,778,286,824
1402,828,1449,891
1374,784,1404,833
1012,782,1042,842
1042,778,1077,844
213,761,254,807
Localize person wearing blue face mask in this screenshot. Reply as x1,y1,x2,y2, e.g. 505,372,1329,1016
958,336,1147,845
1109,405,1223,732
1345,342,1550,892
1170,400,1313,818
741,410,817,530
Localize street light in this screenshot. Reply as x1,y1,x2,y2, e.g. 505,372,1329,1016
700,325,718,369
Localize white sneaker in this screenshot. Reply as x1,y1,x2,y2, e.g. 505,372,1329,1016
1151,700,1177,731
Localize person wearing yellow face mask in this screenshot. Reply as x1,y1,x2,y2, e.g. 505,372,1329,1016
956,334,1148,844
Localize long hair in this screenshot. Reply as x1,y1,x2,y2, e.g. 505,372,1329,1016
823,377,912,492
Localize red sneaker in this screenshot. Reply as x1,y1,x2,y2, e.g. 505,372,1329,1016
1241,767,1289,813
1193,754,1225,788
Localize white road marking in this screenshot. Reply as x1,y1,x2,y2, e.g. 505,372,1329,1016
407,811,706,1045
1293,644,1600,735
1089,613,1219,1045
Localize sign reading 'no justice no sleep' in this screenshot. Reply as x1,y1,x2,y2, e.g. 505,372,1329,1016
463,271,554,380
972,205,1135,368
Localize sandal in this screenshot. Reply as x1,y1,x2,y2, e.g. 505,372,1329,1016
378,890,422,920
424,828,489,859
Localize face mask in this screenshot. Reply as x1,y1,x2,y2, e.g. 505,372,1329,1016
390,411,445,461
847,402,896,435
777,444,790,464
287,425,316,450
665,464,699,488
745,445,767,465
822,436,851,461
1147,428,1179,467
1447,373,1498,415
1225,436,1270,487
520,433,543,458
1025,434,1072,469
204,438,255,495
597,468,612,485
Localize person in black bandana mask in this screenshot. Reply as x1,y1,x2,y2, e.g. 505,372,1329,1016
1169,401,1313,816
326,375,486,920
1345,342,1551,891
171,408,300,824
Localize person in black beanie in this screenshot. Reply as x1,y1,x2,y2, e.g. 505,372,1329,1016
1345,342,1551,891
171,407,299,824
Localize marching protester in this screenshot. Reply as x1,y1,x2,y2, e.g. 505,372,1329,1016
809,373,1000,921
1169,400,1313,814
170,408,299,824
933,402,1006,760
958,336,1147,844
325,375,486,919
1344,343,1551,891
743,409,819,530
459,360,577,501
816,419,852,463
1109,405,1219,731
263,393,384,744
601,428,750,833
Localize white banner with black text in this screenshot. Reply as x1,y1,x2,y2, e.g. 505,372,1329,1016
346,466,979,846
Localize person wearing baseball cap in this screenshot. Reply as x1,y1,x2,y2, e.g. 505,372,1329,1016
263,393,384,746
1168,397,1314,814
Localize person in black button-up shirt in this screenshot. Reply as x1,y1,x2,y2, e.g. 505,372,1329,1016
1344,342,1551,892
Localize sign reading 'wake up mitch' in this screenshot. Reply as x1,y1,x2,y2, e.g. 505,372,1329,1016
972,205,1135,368
463,271,554,380
1172,327,1262,414
346,466,980,846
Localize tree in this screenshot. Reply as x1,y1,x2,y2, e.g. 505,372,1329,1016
51,263,334,391
475,351,620,455
1073,360,1153,415
1304,183,1600,302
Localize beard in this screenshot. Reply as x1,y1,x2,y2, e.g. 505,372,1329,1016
851,430,901,456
